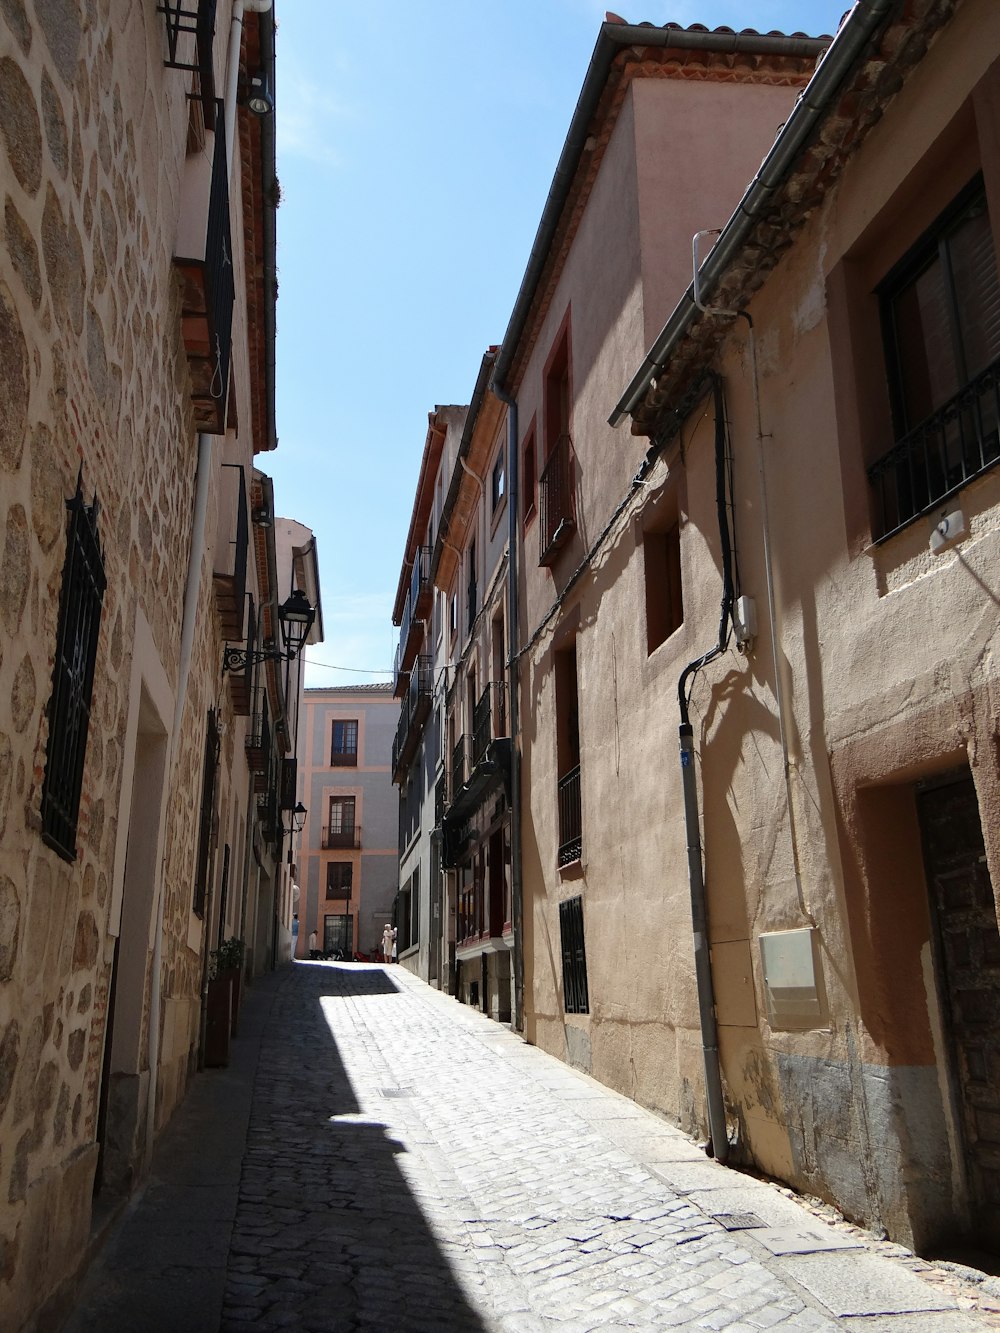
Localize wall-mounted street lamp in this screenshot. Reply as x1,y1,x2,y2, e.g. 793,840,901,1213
222,588,315,674
246,69,274,117
282,802,307,837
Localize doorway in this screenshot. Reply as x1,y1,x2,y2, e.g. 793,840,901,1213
95,688,167,1197
918,770,1000,1249
324,912,353,958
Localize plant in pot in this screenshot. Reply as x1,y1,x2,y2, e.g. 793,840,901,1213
210,936,245,1038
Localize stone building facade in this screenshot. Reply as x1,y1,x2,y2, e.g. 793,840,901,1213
0,3,316,1326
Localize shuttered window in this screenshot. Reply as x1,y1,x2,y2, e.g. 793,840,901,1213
559,895,589,1015
870,177,1000,537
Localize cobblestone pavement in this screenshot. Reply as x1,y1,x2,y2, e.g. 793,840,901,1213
219,963,1000,1333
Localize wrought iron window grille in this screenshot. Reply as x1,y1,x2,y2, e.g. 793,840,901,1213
559,895,589,1014
41,475,107,863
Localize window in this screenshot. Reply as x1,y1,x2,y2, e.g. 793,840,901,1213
331,719,358,766
449,589,457,640
870,176,1000,537
540,323,575,564
41,476,107,861
327,796,356,847
466,537,477,630
193,710,220,915
491,448,506,513
559,896,589,1014
554,641,581,866
326,863,353,899
644,516,683,653
522,427,537,526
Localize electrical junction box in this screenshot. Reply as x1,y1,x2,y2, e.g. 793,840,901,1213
930,508,966,554
733,595,757,646
759,927,823,1029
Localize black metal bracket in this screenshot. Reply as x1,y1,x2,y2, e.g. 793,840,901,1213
222,645,288,674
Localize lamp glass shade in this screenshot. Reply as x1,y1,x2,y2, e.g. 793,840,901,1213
277,589,315,658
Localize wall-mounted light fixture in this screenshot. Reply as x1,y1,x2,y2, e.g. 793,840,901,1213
282,802,307,837
251,505,272,528
223,588,315,673
246,69,274,116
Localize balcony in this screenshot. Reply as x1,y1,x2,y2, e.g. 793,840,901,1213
391,655,433,783
246,707,271,794
557,764,582,866
174,113,235,435
213,464,248,640
451,734,472,800
868,357,1000,541
157,0,217,127
473,682,507,765
434,771,447,830
410,544,432,621
322,823,360,850
539,433,576,566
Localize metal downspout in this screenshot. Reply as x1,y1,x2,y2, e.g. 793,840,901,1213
492,378,524,1032
676,376,734,1162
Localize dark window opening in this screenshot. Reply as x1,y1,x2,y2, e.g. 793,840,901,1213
554,641,582,867
560,895,589,1014
193,709,220,916
491,450,506,513
523,428,537,526
41,476,108,862
326,862,353,899
870,176,1000,538
645,517,683,653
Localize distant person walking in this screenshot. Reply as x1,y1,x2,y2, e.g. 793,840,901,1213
308,930,318,960
381,924,396,964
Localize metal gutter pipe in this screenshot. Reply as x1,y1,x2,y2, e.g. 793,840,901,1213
492,23,828,396
609,0,898,428
676,376,734,1162
491,376,524,1032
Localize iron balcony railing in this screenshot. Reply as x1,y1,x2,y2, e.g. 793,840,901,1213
213,464,248,640
868,357,1000,541
472,681,507,764
391,655,434,782
434,771,447,829
539,433,576,565
557,764,582,867
410,545,432,618
205,116,234,425
157,0,218,126
246,698,271,790
322,823,360,850
451,734,472,799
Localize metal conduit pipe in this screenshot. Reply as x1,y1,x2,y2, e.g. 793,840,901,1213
676,376,735,1162
490,377,524,1031
609,0,898,429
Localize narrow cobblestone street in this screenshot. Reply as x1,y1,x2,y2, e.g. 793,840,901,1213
68,963,1000,1332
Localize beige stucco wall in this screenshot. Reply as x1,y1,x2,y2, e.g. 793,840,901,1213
515,67,812,1123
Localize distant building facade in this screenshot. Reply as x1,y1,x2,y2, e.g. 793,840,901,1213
297,686,397,959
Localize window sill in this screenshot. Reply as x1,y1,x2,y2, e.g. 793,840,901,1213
558,857,584,882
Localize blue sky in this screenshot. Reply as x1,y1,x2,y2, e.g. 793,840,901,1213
268,1,848,685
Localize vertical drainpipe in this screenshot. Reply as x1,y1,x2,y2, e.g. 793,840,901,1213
492,377,523,1030
676,375,734,1163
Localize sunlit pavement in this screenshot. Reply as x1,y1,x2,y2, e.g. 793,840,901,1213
68,961,1000,1332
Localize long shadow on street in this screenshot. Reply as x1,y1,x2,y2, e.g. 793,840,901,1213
223,963,486,1332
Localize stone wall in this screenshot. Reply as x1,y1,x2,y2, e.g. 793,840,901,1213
0,2,266,1326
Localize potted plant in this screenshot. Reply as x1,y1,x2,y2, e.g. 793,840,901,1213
211,936,245,1038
